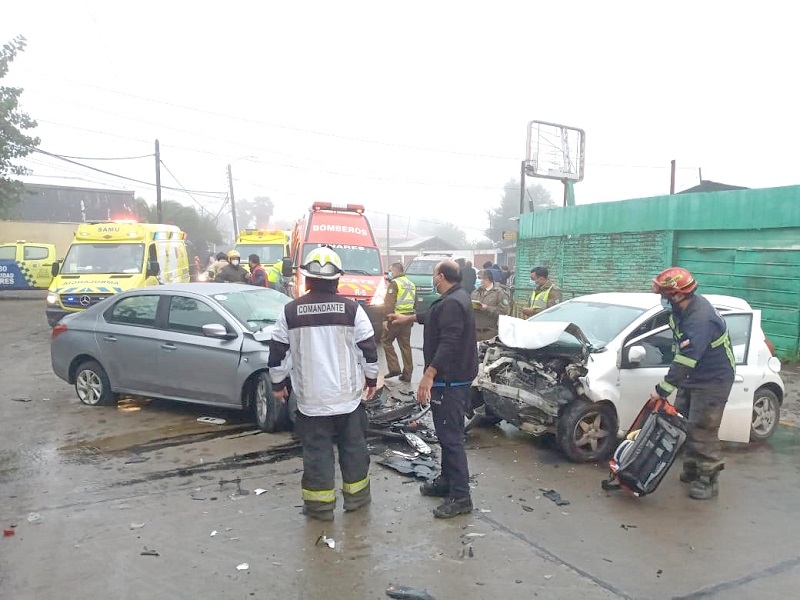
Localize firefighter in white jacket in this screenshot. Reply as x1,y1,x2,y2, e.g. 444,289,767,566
268,247,379,521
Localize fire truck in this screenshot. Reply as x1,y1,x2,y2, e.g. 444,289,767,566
285,202,386,335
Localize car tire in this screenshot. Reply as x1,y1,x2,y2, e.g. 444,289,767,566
253,372,284,433
74,360,116,406
556,400,618,463
750,387,780,442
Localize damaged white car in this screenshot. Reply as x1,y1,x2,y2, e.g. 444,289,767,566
469,293,784,463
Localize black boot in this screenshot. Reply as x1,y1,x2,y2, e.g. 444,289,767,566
420,476,449,498
433,496,473,519
689,471,720,500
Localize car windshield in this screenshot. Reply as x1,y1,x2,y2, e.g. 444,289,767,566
530,300,647,347
211,288,291,332
303,244,382,276
234,244,285,265
61,243,145,275
406,260,441,276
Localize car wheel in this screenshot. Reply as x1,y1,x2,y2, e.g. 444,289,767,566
556,401,618,463
74,360,116,406
751,387,780,442
253,372,283,433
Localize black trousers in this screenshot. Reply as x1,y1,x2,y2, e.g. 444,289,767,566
431,385,471,499
294,404,370,512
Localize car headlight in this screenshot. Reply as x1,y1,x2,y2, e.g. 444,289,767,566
47,292,58,304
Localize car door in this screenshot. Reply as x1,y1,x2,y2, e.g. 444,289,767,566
154,294,243,404
23,244,55,289
616,325,676,432
98,294,161,393
716,311,759,443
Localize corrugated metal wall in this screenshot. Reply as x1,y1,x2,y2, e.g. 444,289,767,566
515,185,800,359
677,229,800,358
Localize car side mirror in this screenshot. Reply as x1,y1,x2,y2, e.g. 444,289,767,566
51,260,62,277
147,260,161,277
627,345,647,364
281,257,293,277
202,323,235,339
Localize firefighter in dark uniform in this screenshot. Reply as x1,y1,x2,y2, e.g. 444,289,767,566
268,247,379,521
382,262,416,382
388,260,478,518
651,267,736,500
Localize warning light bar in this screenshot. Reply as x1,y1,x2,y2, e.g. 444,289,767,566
312,202,365,214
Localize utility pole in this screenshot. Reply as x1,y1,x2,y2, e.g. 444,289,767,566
519,160,526,216
670,159,676,194
386,213,390,272
155,139,163,222
227,164,239,239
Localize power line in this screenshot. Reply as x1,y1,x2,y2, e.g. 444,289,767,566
49,152,154,161
159,159,213,214
34,74,521,161
29,147,226,198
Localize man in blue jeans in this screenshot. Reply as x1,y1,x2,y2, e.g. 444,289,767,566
388,259,478,518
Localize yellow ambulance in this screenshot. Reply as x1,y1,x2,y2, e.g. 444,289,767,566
234,228,290,269
0,241,57,290
46,221,190,326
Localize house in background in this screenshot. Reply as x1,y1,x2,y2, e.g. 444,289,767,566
13,183,138,222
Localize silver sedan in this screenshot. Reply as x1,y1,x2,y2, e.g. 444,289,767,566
50,283,293,432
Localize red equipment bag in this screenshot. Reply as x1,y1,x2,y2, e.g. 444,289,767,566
601,397,688,497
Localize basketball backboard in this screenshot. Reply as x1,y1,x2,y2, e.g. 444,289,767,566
525,121,585,182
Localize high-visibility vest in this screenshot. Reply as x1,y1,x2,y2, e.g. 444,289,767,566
267,264,282,283
530,285,553,311
394,275,416,315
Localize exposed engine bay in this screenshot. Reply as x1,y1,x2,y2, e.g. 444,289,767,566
470,316,618,462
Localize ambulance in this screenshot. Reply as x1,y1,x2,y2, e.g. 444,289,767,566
285,202,387,335
46,221,190,326
0,241,57,290
234,228,290,268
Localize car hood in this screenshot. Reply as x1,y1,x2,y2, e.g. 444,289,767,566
497,315,591,352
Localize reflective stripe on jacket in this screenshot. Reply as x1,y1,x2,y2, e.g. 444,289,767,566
394,275,416,314
656,294,736,397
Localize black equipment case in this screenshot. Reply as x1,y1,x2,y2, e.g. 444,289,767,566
602,397,688,496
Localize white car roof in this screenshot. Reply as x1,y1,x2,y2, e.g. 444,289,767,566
569,292,752,311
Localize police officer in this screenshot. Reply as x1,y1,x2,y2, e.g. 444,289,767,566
265,261,287,294
522,266,562,317
268,247,379,521
651,267,736,500
471,269,510,340
382,262,416,382
215,250,248,283
388,260,478,519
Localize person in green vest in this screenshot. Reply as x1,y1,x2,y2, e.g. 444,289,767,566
522,266,562,317
382,262,416,382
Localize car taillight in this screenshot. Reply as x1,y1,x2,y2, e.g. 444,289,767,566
52,323,68,340
765,338,776,356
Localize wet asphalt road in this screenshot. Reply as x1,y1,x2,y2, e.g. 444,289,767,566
2,297,800,599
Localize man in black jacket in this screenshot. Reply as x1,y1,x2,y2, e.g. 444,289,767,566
388,260,478,518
